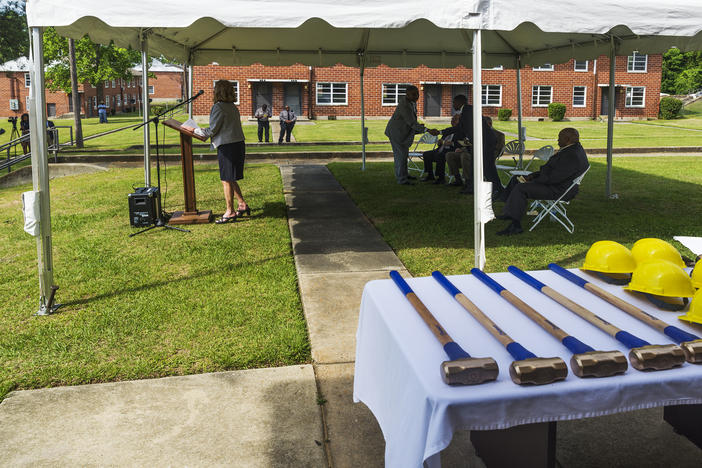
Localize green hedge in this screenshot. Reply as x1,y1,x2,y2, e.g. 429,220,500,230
548,102,566,121
497,108,512,121
659,97,683,119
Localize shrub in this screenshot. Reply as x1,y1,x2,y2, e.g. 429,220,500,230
497,108,512,121
548,103,566,121
659,97,683,119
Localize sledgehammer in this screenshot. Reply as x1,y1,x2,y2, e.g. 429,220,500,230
549,263,702,364
471,269,628,378
389,271,499,385
509,266,685,371
432,271,567,385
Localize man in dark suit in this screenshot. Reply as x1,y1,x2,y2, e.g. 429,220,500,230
495,127,589,235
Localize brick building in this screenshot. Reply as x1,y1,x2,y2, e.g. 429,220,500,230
192,52,662,120
0,58,184,119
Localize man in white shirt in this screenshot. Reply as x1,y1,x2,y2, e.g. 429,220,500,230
279,106,297,143
254,104,271,142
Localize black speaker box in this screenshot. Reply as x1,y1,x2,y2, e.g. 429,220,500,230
128,187,160,227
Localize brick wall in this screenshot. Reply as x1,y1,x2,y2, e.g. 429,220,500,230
192,54,663,120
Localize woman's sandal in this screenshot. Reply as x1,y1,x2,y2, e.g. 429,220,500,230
215,215,237,224
236,205,251,217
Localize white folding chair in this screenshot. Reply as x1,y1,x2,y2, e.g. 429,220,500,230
528,165,590,233
408,132,438,175
510,145,554,177
496,139,524,178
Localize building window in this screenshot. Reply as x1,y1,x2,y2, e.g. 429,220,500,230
627,52,647,72
148,85,155,95
532,86,552,107
24,73,31,88
92,96,97,109
625,86,645,107
116,94,121,107
111,79,116,88
574,60,588,72
572,86,587,107
316,82,348,105
533,63,554,71
25,95,30,110
482,85,502,106
382,83,411,106
483,65,504,70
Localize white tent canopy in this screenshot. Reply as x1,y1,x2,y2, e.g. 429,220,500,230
24,0,702,313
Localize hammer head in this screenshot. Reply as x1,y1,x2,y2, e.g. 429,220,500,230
570,350,628,378
441,357,499,385
628,344,686,371
509,357,568,385
680,340,702,364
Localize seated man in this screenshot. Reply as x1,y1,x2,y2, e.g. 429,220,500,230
420,113,459,184
445,115,499,194
495,127,589,236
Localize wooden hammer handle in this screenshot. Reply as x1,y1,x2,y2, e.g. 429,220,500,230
544,286,621,337
405,292,453,346
500,290,569,341
583,283,668,333
454,293,513,347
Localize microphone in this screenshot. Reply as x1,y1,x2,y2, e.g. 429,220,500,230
196,89,204,96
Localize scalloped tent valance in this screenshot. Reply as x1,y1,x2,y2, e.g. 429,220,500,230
26,0,702,68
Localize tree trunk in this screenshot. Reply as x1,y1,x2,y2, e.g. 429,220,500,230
68,38,84,148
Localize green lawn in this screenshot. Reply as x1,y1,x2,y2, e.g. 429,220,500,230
491,120,702,149
0,163,309,401
3,111,702,154
328,157,702,276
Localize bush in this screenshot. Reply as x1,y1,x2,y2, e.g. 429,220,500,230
548,103,566,121
497,108,512,121
659,97,683,119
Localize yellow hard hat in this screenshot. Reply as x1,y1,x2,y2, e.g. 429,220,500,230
625,260,695,311
679,289,702,325
581,241,636,285
691,260,702,289
631,238,686,268
582,241,636,274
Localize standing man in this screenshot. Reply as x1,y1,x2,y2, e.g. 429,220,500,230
279,105,296,143
254,104,271,142
97,101,108,123
384,85,438,185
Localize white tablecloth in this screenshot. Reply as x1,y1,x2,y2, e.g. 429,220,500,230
353,269,702,468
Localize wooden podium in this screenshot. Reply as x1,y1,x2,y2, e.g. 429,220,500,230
162,119,212,224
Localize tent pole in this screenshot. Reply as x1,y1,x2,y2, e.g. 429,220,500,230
187,63,194,120
472,29,485,269
516,55,524,167
360,59,366,170
141,38,151,187
606,37,615,198
28,27,55,315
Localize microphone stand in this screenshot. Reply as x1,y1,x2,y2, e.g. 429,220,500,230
129,91,204,237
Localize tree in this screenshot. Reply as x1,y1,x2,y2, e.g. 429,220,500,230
42,28,141,108
0,1,28,63
662,48,702,94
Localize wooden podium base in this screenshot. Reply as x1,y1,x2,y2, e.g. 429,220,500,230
169,210,212,225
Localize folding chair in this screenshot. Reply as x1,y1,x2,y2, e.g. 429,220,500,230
408,132,438,175
510,145,554,177
495,139,524,178
528,165,590,233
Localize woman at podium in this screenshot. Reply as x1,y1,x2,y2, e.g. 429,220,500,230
187,80,249,224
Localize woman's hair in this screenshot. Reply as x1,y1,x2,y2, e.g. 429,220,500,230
213,80,236,103
21,113,29,121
